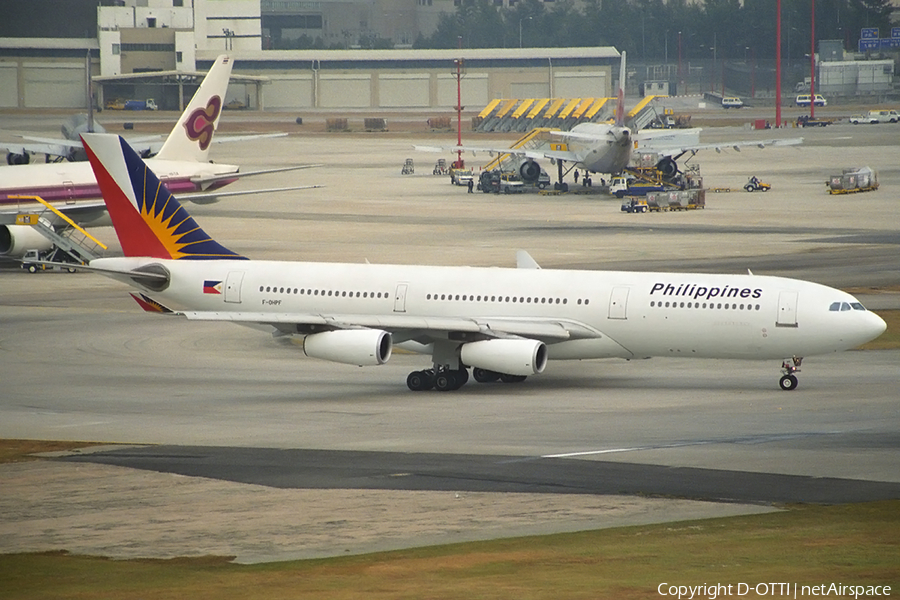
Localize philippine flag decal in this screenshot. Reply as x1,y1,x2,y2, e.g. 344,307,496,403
203,280,224,295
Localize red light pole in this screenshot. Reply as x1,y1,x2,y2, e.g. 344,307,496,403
810,0,816,119
775,0,782,128
454,36,464,169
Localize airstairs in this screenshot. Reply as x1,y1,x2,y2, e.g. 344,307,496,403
481,127,555,173
12,195,107,265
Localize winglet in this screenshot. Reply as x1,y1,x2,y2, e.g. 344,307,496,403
615,51,626,127
154,55,233,163
82,132,246,261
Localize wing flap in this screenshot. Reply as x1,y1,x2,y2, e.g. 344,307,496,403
179,311,602,342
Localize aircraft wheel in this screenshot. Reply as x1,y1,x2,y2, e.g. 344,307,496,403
499,374,527,384
407,370,430,391
779,374,799,391
455,368,469,387
434,372,458,392
554,182,561,191
473,368,499,383
586,177,592,187
560,182,569,192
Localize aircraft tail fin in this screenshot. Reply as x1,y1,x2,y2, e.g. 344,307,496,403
154,55,233,163
82,133,246,261
615,51,626,127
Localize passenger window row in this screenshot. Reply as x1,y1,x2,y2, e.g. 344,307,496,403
426,293,590,306
651,300,761,311
259,285,389,299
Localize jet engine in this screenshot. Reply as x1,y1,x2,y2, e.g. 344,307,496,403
0,225,53,257
460,339,548,376
516,159,542,183
7,152,30,165
303,329,392,366
656,156,679,180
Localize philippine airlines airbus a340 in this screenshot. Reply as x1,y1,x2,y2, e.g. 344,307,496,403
77,133,885,392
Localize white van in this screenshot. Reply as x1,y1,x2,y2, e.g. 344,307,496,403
795,94,826,107
721,97,744,109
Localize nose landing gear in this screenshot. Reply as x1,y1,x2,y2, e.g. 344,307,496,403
779,357,803,390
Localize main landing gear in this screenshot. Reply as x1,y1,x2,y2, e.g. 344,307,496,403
406,366,527,392
779,356,803,391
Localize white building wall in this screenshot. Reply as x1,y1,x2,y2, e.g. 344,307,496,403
99,30,123,77
553,71,607,98
194,0,261,53
319,74,371,108
175,31,197,71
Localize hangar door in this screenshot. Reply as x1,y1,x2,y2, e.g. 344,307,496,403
380,74,429,108
319,74,371,108
24,64,84,108
437,73,487,108
267,76,313,110
0,65,18,108
554,71,608,100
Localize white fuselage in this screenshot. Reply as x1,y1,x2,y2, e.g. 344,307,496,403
565,123,633,175
95,256,886,363
0,158,239,206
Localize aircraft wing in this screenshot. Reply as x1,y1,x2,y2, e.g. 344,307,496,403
190,164,321,188
178,310,605,345
414,144,583,165
1,140,72,162
639,135,803,159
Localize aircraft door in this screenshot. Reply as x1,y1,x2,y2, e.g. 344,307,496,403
608,286,630,320
224,271,245,304
776,291,798,327
394,283,408,313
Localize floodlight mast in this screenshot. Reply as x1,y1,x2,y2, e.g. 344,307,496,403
454,36,464,169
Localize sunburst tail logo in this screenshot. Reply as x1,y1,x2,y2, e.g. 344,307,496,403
84,134,247,261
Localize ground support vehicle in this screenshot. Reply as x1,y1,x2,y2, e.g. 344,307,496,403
401,158,414,174
645,189,706,211
744,178,771,192
797,115,833,127
828,167,878,195
795,94,827,107
449,167,473,185
620,198,649,213
433,159,448,175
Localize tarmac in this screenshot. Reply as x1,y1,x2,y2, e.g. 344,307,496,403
1,107,899,562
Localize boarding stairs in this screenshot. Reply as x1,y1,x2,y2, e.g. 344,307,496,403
481,127,556,173
12,195,107,265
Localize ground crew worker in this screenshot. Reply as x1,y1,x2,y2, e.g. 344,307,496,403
467,179,474,193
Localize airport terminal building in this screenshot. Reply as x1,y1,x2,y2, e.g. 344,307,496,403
0,0,616,111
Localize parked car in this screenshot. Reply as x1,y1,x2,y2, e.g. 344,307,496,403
721,97,744,109
850,110,899,124
795,94,827,107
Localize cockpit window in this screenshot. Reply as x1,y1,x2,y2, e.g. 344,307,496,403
830,301,867,312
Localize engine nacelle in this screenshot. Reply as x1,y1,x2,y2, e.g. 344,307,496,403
656,156,679,179
7,152,30,165
517,159,542,183
460,339,548,376
0,225,54,258
303,329,392,367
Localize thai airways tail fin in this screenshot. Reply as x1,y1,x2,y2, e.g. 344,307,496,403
154,55,233,163
615,51,626,127
82,132,246,261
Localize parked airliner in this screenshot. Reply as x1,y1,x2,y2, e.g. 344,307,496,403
0,55,317,260
417,51,801,190
77,133,885,392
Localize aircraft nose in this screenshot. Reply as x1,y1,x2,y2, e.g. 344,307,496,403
866,311,888,340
